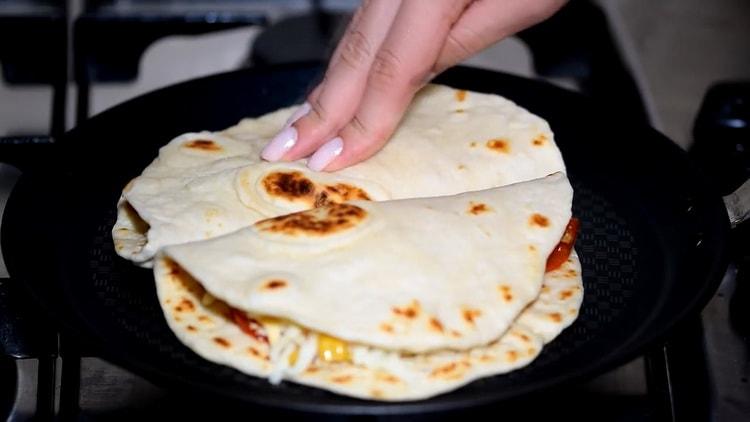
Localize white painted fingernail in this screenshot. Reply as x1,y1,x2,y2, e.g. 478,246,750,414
284,102,311,127
261,126,297,161
307,137,343,171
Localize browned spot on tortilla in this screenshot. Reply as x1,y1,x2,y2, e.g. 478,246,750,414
549,312,563,323
247,347,268,360
263,279,287,290
261,171,371,209
528,245,537,252
430,362,458,378
322,183,370,203
530,213,550,227
569,308,578,315
498,284,513,302
457,164,466,170
455,108,465,113
376,373,401,384
371,389,384,399
213,337,231,348
513,332,531,343
467,202,491,215
532,134,547,146
486,138,510,153
331,375,353,384
179,298,195,312
506,350,519,363
198,315,212,323
379,323,394,334
455,89,467,102
305,366,319,373
479,354,496,363
450,330,462,338
429,317,444,333
256,203,366,236
186,325,197,332
527,347,537,356
560,290,574,300
462,308,482,325
566,269,578,278
166,259,182,277
184,139,222,151
165,299,172,304
392,300,421,319
262,171,315,203
470,141,478,148
174,317,182,322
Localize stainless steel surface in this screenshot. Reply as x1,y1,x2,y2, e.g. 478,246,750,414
7,359,38,422
724,179,750,227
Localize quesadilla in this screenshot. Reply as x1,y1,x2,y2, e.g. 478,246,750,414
153,174,581,400
113,84,566,267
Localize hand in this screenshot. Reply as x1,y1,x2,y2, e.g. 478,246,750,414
261,0,567,171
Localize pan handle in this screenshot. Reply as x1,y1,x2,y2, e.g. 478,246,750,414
724,179,750,228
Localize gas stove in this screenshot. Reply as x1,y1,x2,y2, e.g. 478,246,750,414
1,1,748,420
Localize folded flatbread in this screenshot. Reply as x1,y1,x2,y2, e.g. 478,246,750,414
154,174,581,400
114,85,565,266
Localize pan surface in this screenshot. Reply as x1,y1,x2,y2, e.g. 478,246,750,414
1,64,730,414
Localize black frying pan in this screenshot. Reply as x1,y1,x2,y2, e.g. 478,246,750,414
0,64,733,414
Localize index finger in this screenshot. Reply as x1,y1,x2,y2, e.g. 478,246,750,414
316,0,473,171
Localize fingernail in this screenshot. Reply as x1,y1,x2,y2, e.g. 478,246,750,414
284,102,311,127
261,126,297,161
307,137,343,171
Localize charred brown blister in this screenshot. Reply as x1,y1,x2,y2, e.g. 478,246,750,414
530,213,550,228
262,171,370,208
428,317,444,333
213,337,231,348
256,203,367,236
532,134,547,146
262,171,316,203
262,279,287,290
461,308,482,325
392,300,421,319
486,138,510,153
184,139,223,152
467,202,492,215
498,284,514,302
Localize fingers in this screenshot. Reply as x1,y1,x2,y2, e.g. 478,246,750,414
264,0,568,171
315,0,473,171
434,0,568,73
261,0,401,162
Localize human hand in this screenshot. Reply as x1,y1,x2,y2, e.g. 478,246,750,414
261,0,567,171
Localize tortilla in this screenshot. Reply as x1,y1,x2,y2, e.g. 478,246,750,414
152,174,578,400
160,173,573,352
114,85,565,266
154,248,582,401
